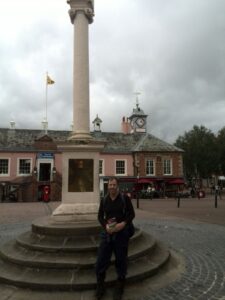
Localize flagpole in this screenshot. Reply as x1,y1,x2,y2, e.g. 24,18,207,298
42,71,48,134
45,72,48,123
43,72,54,134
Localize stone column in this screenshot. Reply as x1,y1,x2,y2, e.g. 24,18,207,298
67,0,94,140
52,1,105,222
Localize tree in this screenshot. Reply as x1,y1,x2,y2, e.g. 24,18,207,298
174,125,218,179
216,127,225,175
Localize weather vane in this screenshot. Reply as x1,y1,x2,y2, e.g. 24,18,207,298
134,91,141,108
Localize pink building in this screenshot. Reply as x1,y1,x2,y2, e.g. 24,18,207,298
0,104,184,202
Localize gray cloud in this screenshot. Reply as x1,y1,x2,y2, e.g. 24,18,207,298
0,0,225,143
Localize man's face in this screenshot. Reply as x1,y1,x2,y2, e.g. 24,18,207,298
108,179,118,195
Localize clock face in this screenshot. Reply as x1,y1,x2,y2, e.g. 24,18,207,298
136,118,145,127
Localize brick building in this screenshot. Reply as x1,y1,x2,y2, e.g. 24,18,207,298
0,104,184,202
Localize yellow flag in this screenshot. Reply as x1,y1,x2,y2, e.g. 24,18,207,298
47,75,55,85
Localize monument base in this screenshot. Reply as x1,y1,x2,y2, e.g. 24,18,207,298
52,203,98,223
53,138,105,222
0,215,175,295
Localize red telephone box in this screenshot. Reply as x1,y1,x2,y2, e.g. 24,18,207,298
42,185,50,202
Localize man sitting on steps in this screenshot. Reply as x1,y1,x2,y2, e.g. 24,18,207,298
95,177,135,300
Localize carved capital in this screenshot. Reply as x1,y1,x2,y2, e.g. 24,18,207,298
67,0,94,24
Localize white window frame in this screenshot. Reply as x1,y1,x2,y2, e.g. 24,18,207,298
163,159,172,175
17,158,32,176
99,159,104,176
0,158,10,177
146,159,155,176
115,159,127,176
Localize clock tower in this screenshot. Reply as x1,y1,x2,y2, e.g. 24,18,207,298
128,101,148,134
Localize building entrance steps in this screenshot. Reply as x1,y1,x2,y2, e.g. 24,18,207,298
0,216,172,292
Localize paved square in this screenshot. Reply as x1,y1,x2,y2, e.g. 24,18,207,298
0,196,224,299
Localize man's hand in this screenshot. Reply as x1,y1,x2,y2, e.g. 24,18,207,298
114,221,126,232
106,221,126,234
106,224,115,234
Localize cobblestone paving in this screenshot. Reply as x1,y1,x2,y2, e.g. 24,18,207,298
132,219,225,300
0,202,225,299
0,222,31,245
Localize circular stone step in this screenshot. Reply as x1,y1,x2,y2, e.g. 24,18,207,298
0,217,172,292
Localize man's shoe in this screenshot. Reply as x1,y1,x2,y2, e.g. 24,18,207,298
95,281,105,300
113,279,125,300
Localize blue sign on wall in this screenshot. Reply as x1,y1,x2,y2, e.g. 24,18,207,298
37,153,54,159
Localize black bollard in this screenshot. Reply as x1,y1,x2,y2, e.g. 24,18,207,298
136,192,139,209
177,193,180,208
215,191,218,208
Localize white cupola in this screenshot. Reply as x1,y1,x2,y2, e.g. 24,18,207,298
92,114,102,132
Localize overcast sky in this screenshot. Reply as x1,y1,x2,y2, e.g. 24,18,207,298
0,0,225,143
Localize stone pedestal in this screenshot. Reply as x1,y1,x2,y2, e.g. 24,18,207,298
52,139,105,222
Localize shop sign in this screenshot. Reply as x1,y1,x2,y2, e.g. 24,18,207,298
37,153,54,159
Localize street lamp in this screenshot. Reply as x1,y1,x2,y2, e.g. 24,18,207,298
52,166,57,182
136,174,140,209
33,167,37,176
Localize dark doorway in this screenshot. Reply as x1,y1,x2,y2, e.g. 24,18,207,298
39,163,51,181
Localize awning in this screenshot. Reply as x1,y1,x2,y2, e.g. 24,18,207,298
167,179,185,185
137,178,156,184
118,178,136,183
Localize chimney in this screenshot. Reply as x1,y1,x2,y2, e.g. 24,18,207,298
121,116,131,134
